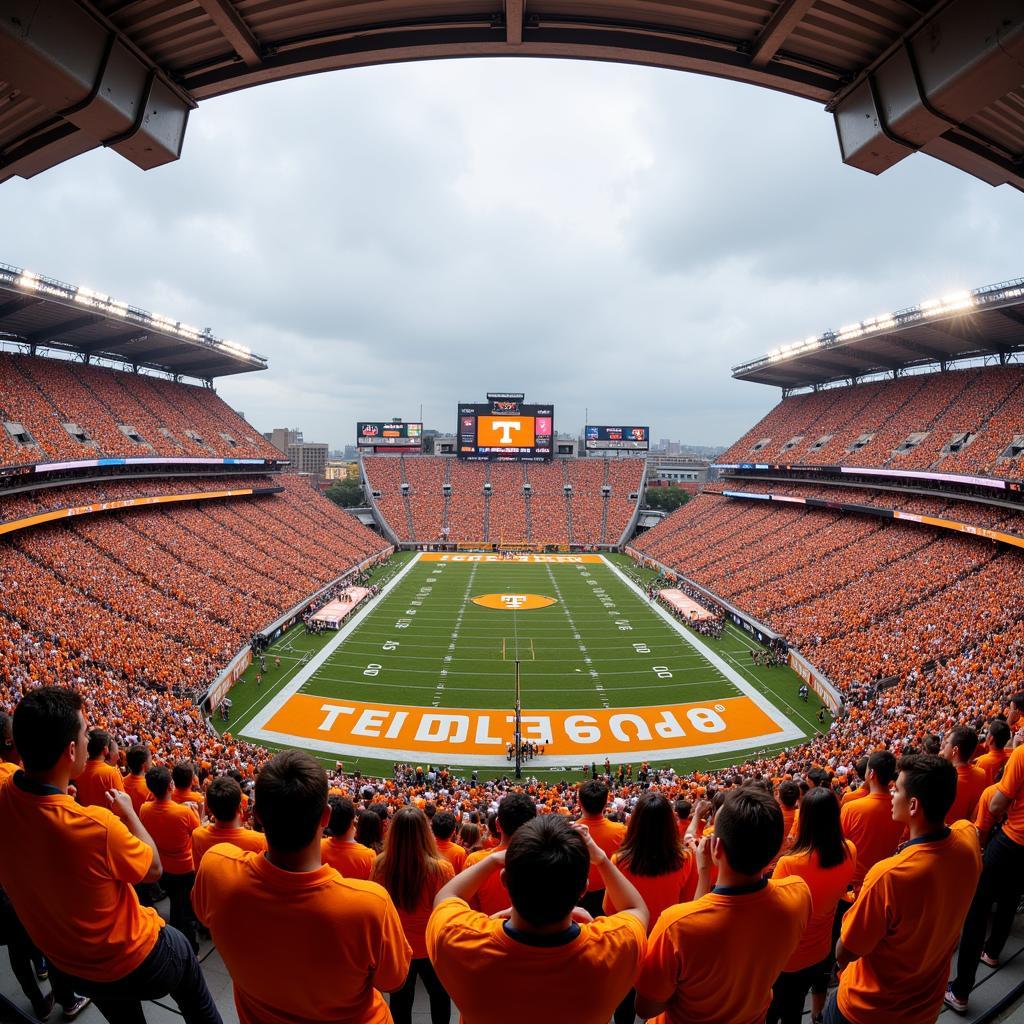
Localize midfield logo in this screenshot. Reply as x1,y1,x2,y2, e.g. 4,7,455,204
471,593,557,611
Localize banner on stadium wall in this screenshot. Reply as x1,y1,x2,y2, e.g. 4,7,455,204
788,649,843,713
206,648,253,709
245,693,795,764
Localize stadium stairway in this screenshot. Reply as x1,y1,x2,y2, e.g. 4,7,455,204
563,460,575,545
4,903,1024,1023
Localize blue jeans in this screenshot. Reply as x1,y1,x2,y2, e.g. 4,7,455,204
823,991,853,1024
51,924,221,1024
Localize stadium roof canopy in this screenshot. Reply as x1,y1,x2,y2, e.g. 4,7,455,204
0,1,1022,191
732,276,1024,391
0,262,267,381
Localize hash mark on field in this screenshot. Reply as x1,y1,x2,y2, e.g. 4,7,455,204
545,564,610,709
433,562,479,707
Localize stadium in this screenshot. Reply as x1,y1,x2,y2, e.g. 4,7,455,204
2,3,1024,1024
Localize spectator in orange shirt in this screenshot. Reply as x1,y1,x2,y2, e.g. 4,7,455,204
0,687,220,1024
191,776,265,869
371,806,453,1024
673,798,692,836
577,780,626,916
768,788,855,1024
826,755,981,1024
634,787,811,1024
122,744,151,815
193,750,410,1024
321,797,376,879
355,807,384,854
141,766,201,953
840,758,869,805
949,731,1024,1012
427,815,648,1024
431,811,467,873
839,750,903,898
941,726,987,824
73,730,125,809
975,720,1011,785
463,793,537,915
171,762,202,811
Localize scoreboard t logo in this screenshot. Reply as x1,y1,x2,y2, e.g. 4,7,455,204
492,420,521,444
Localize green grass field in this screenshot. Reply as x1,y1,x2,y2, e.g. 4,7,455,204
221,552,827,779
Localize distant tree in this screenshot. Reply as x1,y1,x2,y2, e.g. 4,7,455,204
324,476,364,508
644,486,692,513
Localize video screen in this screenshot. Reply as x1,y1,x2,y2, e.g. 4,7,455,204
584,425,650,451
457,396,553,461
356,422,423,448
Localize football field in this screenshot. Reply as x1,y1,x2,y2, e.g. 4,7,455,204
228,553,824,777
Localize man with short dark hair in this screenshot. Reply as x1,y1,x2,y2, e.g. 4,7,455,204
73,729,125,809
634,787,812,1023
0,687,220,1024
123,744,152,815
191,775,265,870
941,726,986,824
577,779,626,916
171,762,202,809
673,799,692,836
463,793,537,915
321,797,376,880
193,749,411,1023
431,811,467,873
840,750,904,898
824,754,980,1024
427,815,648,1024
976,720,1012,786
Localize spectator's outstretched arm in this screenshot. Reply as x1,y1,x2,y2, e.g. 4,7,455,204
107,789,162,882
434,849,505,907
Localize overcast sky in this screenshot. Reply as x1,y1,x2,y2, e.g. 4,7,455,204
3,58,1023,449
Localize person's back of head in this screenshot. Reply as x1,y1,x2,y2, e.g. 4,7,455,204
791,787,848,868
125,743,150,776
988,719,1011,751
0,711,15,761
895,753,957,827
431,810,457,842
86,729,110,761
146,765,172,800
172,761,194,791
355,808,383,849
853,756,869,783
943,726,979,765
459,822,481,850
807,767,830,789
255,750,328,853
777,780,800,809
714,787,783,877
673,798,692,821
504,816,589,928
619,791,684,876
922,734,941,756
867,750,897,788
327,797,356,837
497,792,537,842
375,805,444,912
206,775,243,824
579,780,609,816
13,687,84,774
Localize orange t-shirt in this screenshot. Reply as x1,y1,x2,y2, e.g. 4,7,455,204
635,876,811,1024
997,745,1024,846
321,838,376,880
840,791,903,893
464,847,512,915
436,839,467,874
123,774,152,815
841,786,870,807
0,761,18,786
838,821,981,1024
0,777,162,982
580,815,627,891
772,841,856,970
171,787,203,808
74,760,125,809
374,859,454,959
193,846,411,1024
975,783,1000,840
604,852,694,930
976,749,1010,786
140,800,200,874
427,897,646,1024
947,763,987,825
192,825,266,868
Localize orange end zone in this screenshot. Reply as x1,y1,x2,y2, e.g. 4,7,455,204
248,693,790,765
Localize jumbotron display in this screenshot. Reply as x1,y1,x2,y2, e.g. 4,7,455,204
458,393,553,461
585,425,650,451
356,421,423,451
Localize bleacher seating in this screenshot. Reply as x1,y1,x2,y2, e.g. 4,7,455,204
487,463,528,544
527,462,570,545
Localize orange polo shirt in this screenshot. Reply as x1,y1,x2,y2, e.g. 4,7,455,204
123,774,152,815
171,787,203,807
0,775,162,981
604,852,694,930
838,820,981,1024
976,748,1010,786
464,848,512,915
947,763,987,825
840,791,903,893
635,875,811,1024
436,839,467,874
140,799,200,874
74,759,125,809
321,838,376,880
997,745,1024,846
773,841,856,970
193,846,411,1024
975,783,1000,841
841,786,870,806
192,824,266,869
580,815,627,891
427,898,646,1024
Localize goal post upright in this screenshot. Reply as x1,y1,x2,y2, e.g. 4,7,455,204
514,657,522,780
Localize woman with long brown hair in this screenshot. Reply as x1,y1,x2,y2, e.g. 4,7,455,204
371,805,454,1024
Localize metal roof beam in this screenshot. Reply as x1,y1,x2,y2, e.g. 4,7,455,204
750,0,816,68
195,0,262,67
890,336,952,361
996,307,1024,329
0,295,44,319
26,312,104,341
505,0,525,45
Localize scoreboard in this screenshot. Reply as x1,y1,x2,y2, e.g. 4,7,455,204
458,394,553,461
585,425,650,451
356,421,423,451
